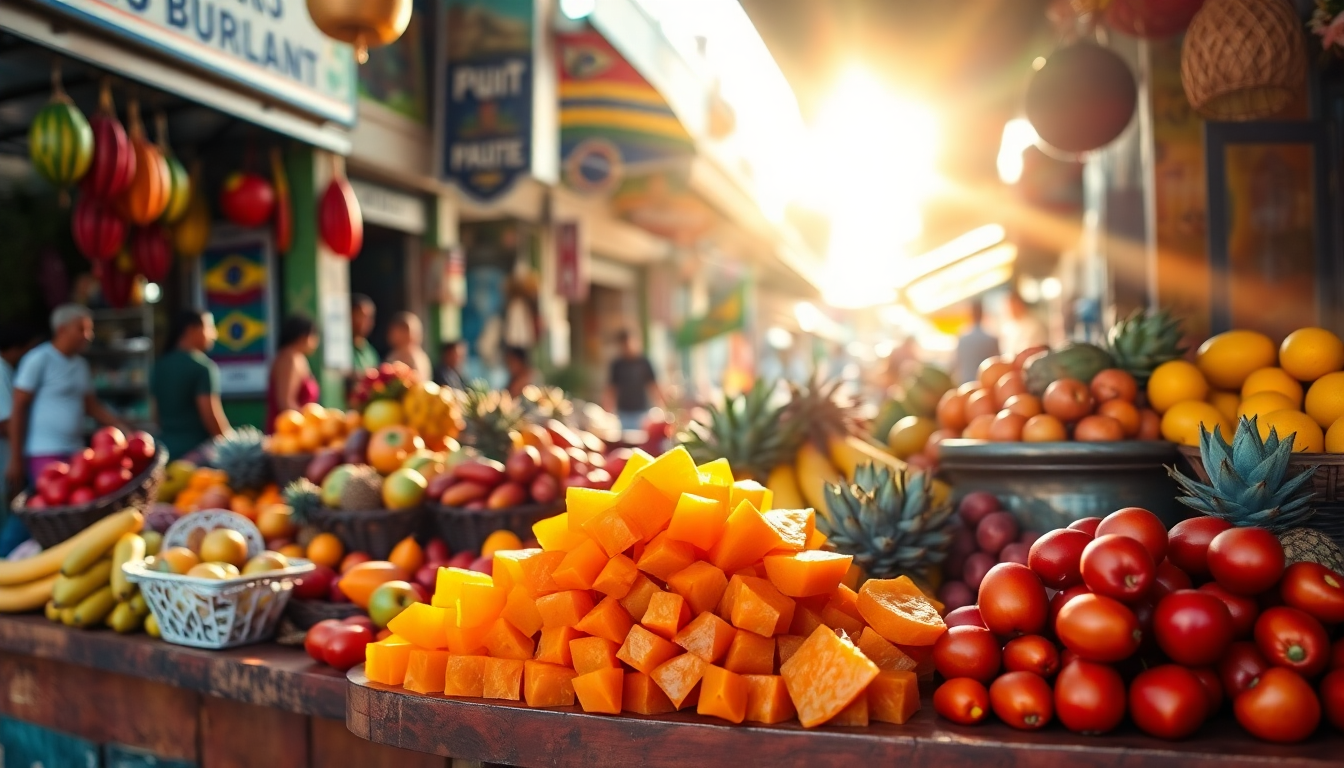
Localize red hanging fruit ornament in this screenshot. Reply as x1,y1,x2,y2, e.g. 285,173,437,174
116,100,172,225
131,224,173,283
97,252,136,309
1025,41,1137,155
220,171,276,228
82,79,136,201
269,146,293,254
318,156,362,258
1106,0,1204,39
72,194,128,262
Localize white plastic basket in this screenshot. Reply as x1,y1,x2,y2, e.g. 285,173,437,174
123,510,314,649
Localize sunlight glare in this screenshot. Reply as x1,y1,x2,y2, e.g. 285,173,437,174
997,118,1040,184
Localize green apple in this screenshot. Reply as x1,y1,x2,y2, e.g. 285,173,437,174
367,580,422,629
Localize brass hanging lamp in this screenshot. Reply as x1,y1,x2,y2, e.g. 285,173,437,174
306,0,414,64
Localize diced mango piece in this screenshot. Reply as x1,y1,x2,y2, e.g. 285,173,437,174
779,626,879,728
789,604,826,638
776,634,806,668
387,603,449,650
763,551,853,598
523,660,577,708
708,500,804,574
581,507,640,557
501,586,544,636
717,575,745,621
492,550,532,593
533,512,589,552
665,494,729,551
618,574,662,623
868,670,920,724
573,667,624,714
857,578,946,646
723,630,774,675
535,626,585,667
632,445,699,498
616,625,681,674
696,458,734,485
514,549,568,598
570,636,622,675
674,611,737,664
730,576,796,637
433,567,493,609
613,477,677,542
743,674,796,724
696,665,747,724
842,563,862,591
482,618,536,660
482,657,525,700
666,561,729,617
403,649,449,694
622,672,676,715
592,553,639,599
636,532,698,581
651,653,708,709
806,528,828,551
365,638,412,685
443,655,488,698
821,585,867,637
642,591,690,640
566,487,618,531
536,590,595,629
830,695,869,727
611,449,654,493
445,621,491,655
552,538,609,590
857,627,918,673
457,580,506,628
730,480,773,513
573,596,633,644
762,508,811,551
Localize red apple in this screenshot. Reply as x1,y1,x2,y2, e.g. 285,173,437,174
41,476,72,506
424,538,450,563
26,495,47,509
125,431,155,472
67,449,96,487
94,467,133,496
342,614,376,632
468,556,492,574
409,583,431,603
446,551,476,569
328,578,351,603
68,486,96,506
36,461,70,496
293,565,337,600
91,427,127,470
414,564,439,591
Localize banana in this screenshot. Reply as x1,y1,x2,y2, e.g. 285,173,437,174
0,573,60,613
765,464,806,510
0,508,141,586
60,606,78,625
142,531,163,556
831,434,908,477
110,533,146,601
70,585,116,628
144,613,160,638
106,599,149,633
53,557,113,607
795,442,842,512
129,592,147,613
44,600,60,622
60,509,144,577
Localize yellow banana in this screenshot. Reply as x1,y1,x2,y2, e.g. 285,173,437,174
44,599,60,622
53,558,113,607
60,606,78,625
130,592,147,613
70,585,117,628
795,442,842,513
145,613,161,638
110,533,145,601
832,434,908,476
0,572,59,613
0,508,141,586
106,599,149,633
765,464,806,510
61,509,145,577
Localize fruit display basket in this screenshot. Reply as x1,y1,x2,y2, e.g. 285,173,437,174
307,505,422,560
426,500,562,554
267,451,312,491
11,447,168,548
939,439,1185,531
283,595,364,629
124,510,314,649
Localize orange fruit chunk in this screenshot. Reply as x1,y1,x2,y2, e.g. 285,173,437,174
536,590,595,629
743,674,796,724
674,611,737,664
723,630,774,675
504,549,566,598
532,512,589,552
775,634,806,668
780,625,880,728
482,618,536,661
444,621,491,655
616,625,681,674
456,580,506,629
622,671,676,715
572,667,624,714
403,649,449,694
365,637,411,685
820,585,867,637
830,695,869,727
552,538,609,591
868,670,920,724
729,576,796,637
642,591,691,640
805,528,828,551
482,657,525,700
566,487,618,531
501,586,543,637
666,561,729,617
789,604,826,637
386,603,449,650
574,596,634,645
857,578,946,646
651,652,708,709
523,660,577,708
696,665,748,724
432,567,490,609
443,655,488,698
696,458,734,485
708,501,808,574
730,480,773,512
631,445,699,498
570,636,622,675
762,508,811,549
618,574,662,623
581,507,640,557
610,449,654,494
763,551,854,598
612,477,676,542
535,626,585,667
665,494,729,551
717,575,745,621
592,553,639,599
857,627,919,673
636,532,698,581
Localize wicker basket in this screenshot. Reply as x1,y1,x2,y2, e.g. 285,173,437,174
11,447,168,548
308,505,422,560
1181,0,1307,121
283,598,364,629
123,510,314,649
427,501,561,554
268,452,313,492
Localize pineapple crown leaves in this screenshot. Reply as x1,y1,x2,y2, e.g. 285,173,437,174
679,381,804,477
1107,308,1186,370
787,369,859,445
281,478,322,523
819,462,955,576
1168,416,1318,533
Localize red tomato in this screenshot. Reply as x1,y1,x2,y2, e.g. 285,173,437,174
1027,529,1091,589
1048,583,1090,628
978,563,1048,637
1280,561,1344,625
1321,669,1344,730
1054,659,1126,734
989,671,1054,730
1166,516,1233,579
934,678,990,725
1002,635,1060,678
933,626,1001,683
1153,590,1234,666
1081,534,1155,603
323,624,374,670
1055,593,1142,662
1095,507,1168,563
1128,665,1209,740
1255,606,1330,677
1234,667,1321,743
1150,560,1193,602
1068,517,1102,536
945,605,986,629
304,619,345,662
1207,528,1285,596
1199,582,1259,638
1190,666,1223,712
1219,641,1271,697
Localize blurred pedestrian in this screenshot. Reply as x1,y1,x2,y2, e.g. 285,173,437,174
504,346,534,398
0,325,40,504
152,309,230,460
436,340,467,391
267,314,320,427
604,329,665,431
351,294,379,375
384,312,432,383
953,299,1000,385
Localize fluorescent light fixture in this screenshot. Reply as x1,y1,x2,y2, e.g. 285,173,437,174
899,224,1006,288
906,244,1018,314
561,0,596,20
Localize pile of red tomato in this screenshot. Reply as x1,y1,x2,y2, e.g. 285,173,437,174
26,427,155,508
932,506,1344,742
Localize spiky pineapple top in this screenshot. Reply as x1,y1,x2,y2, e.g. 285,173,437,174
1108,308,1185,382
283,478,322,524
680,381,804,481
788,370,859,449
212,426,269,491
461,382,522,463
819,462,954,582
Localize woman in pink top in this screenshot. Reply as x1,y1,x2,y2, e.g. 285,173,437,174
267,314,320,429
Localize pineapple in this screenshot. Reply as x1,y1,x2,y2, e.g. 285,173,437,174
211,426,269,491
1169,417,1344,572
339,465,384,511
680,381,804,481
818,462,954,583
282,478,323,524
1107,308,1185,385
460,383,521,463
787,370,859,448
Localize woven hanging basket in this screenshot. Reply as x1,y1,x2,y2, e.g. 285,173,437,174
1180,0,1307,121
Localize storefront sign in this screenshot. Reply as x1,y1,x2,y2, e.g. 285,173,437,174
195,229,277,396
31,0,357,125
350,179,426,234
555,221,588,302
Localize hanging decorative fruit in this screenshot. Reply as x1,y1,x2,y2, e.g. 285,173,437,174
155,113,192,224
220,172,276,227
173,162,211,258
71,194,128,262
269,147,293,254
1106,0,1204,38
82,79,136,201
306,0,413,63
28,64,93,199
131,224,173,283
318,158,362,258
117,100,172,225
1025,42,1137,155
97,252,136,309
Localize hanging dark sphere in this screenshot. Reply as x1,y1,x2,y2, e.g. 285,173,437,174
1026,42,1138,155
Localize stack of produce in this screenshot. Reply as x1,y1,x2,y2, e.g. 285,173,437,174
47,524,161,634
427,450,589,511
872,363,954,463
359,446,948,728
269,403,361,455
163,463,283,519
348,362,417,416
939,492,1041,612
19,427,156,509
0,510,143,619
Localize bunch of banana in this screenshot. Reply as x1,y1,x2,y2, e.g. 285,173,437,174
403,381,465,446
41,513,158,632
769,433,951,515
0,508,142,615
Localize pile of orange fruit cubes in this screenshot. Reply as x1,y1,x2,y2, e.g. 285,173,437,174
364,446,947,728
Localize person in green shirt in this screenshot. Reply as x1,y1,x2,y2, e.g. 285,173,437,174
351,294,379,375
151,309,230,461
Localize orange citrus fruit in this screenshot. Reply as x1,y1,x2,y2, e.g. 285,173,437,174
481,529,523,558
306,533,345,568
1257,409,1324,453
363,399,404,432
1238,391,1296,422
274,409,304,436
298,423,323,453
1206,391,1240,424
1147,360,1209,414
1305,372,1344,429
1280,327,1344,382
300,402,327,424
1160,401,1231,447
1197,330,1277,390
1240,367,1303,407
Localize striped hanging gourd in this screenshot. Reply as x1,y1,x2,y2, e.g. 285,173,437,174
117,100,171,225
28,64,93,195
71,194,128,262
155,112,191,223
131,224,173,283
82,79,136,200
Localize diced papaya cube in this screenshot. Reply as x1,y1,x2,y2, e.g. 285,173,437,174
443,655,488,698
533,513,589,552
709,501,803,574
857,627,918,673
696,477,732,510
763,551,853,598
613,477,676,542
651,653,708,709
581,507,640,557
573,667,624,714
730,576,796,637
868,670,920,724
734,564,767,579
790,604,826,637
666,561,729,616
403,649,449,694
821,585,867,636
552,538,609,590
696,665,747,724
806,528,828,551
857,578,946,646
592,553,640,598
641,591,690,640
637,532,698,581
483,618,536,660
570,636,622,674
566,487,618,531
536,589,595,629
515,549,568,598
696,458,734,485
611,449,655,494
492,550,537,593
457,580,506,628
765,508,812,550
829,695,869,727
779,626,880,727
775,635,807,669
445,621,491,655
365,638,412,685
482,657,525,700
535,626,585,667
501,586,544,637
523,660,577,708
387,603,449,650
632,446,699,498
743,674,796,724
895,643,936,679
433,567,494,609
723,630,774,675
665,494,729,551
618,574,662,623
574,596,633,644
674,612,737,663
730,480,773,513
616,625,681,674
717,574,745,620
623,672,676,715
841,563,862,591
